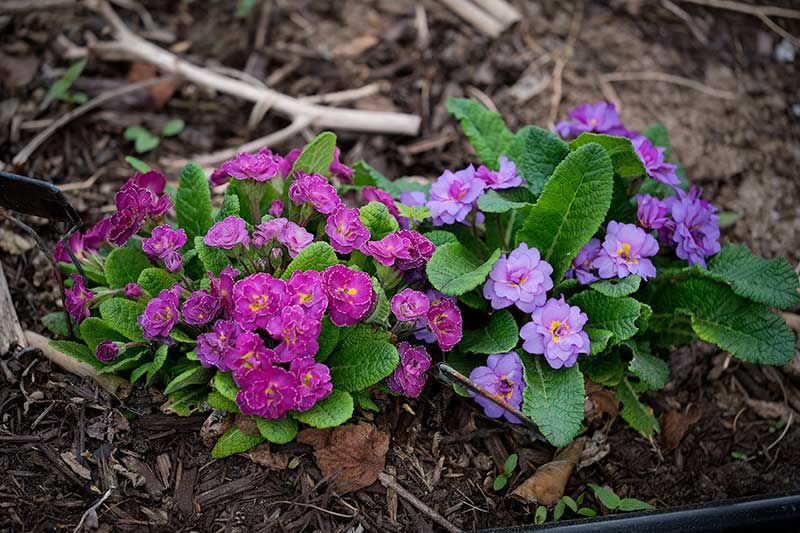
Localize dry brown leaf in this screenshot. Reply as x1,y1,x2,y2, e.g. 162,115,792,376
127,61,181,109
200,412,232,449
234,415,261,436
511,437,586,506
660,406,702,453
0,53,39,90
579,430,610,468
60,451,92,480
745,398,795,422
297,422,389,494
584,380,619,426
245,443,289,470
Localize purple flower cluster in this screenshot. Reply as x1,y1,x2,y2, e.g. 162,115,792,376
138,285,181,344
325,205,370,254
469,352,525,423
143,224,187,272
555,102,631,139
204,217,250,250
632,136,679,187
520,296,590,369
483,243,553,312
108,173,173,246
54,218,110,264
387,342,431,398
64,275,93,324
218,149,283,183
565,238,603,284
476,156,522,190
363,186,400,219
427,165,485,225
289,172,342,215
252,218,314,258
595,221,659,280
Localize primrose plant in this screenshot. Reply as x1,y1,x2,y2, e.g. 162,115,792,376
44,98,799,456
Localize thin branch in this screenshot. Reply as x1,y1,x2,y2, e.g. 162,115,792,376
87,0,420,136
378,472,461,533
601,71,737,100
471,0,522,26
12,77,174,166
673,0,800,20
0,0,76,13
440,0,504,37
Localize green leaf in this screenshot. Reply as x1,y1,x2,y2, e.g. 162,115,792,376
255,417,298,444
591,275,641,297
353,161,395,192
460,310,519,354
207,391,239,412
337,323,392,347
80,317,127,352
477,187,536,213
569,291,643,344
623,341,669,391
211,427,265,459
162,386,207,416
124,125,149,141
577,508,597,517
706,244,800,310
99,298,145,341
217,191,241,221
554,500,566,521
105,247,152,288
424,231,459,247
503,453,518,473
426,243,501,296
292,389,354,428
569,133,645,178
516,143,614,279
58,261,107,285
316,316,339,363
359,201,399,240
137,268,176,298
163,365,214,395
606,174,637,225
534,506,548,525
585,327,614,356
193,236,231,276
642,123,670,159
618,498,655,512
519,355,585,447
582,351,624,386
616,377,659,436
561,495,578,512
588,484,621,510
717,211,741,228
214,371,240,401
49,340,102,368
446,97,512,167
502,125,570,195
493,475,508,491
162,118,186,137
176,162,214,243
366,278,390,326
280,241,338,280
49,59,86,100
327,341,399,392
98,347,148,375
125,155,151,173
42,312,71,337
292,131,336,176
134,131,160,153
352,389,380,412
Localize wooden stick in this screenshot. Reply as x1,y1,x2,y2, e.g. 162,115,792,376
440,0,504,38
471,0,522,26
601,71,737,100
24,331,133,399
673,0,800,20
377,472,461,533
0,262,24,354
0,0,76,13
88,0,421,136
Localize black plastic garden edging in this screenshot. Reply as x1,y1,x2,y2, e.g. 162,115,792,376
477,490,800,533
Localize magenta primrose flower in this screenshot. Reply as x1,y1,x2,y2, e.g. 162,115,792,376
138,286,180,344
219,149,282,182
209,266,240,319
181,290,220,326
196,319,242,371
637,194,669,230
252,218,287,248
427,299,462,352
565,238,603,285
322,264,375,327
204,216,250,250
329,147,354,182
277,148,300,178
391,288,430,322
595,221,659,280
426,165,485,225
483,243,553,313
554,101,630,139
266,305,322,362
393,230,435,271
64,275,93,324
325,205,371,254
387,342,431,398
143,224,187,272
83,218,111,249
520,296,590,369
365,231,412,267
232,273,288,331
476,156,522,190
363,186,400,218
95,340,119,363
286,270,328,319
107,179,172,245
291,357,333,412
468,352,524,423
236,366,296,419
133,170,166,195
225,331,276,380
667,186,721,267
124,283,142,298
288,171,342,214
278,221,314,258
54,221,108,263
268,200,284,217
632,136,679,187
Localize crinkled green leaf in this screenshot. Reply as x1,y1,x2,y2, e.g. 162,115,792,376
622,340,669,391
194,236,231,276
446,97,512,168
424,231,459,247
163,364,214,395
502,125,570,195
461,310,519,354
327,341,399,392
162,386,207,416
569,291,642,344
217,191,241,221
591,275,641,297
359,201,399,240
315,316,339,363
292,131,336,176
477,187,536,213
585,327,614,356
581,350,624,387
280,241,338,280
207,391,239,412
176,162,214,243
519,354,585,447
42,312,72,338
49,340,102,368
569,133,645,178
352,389,380,412
426,242,501,296
211,426,265,458
516,143,614,279
105,247,151,289
255,417,298,444
606,174,637,225
292,389,354,428
616,377,659,436
366,277,390,326
214,371,239,401
137,268,176,298
99,298,145,341
80,317,127,352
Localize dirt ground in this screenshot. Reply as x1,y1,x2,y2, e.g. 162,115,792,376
1,0,799,531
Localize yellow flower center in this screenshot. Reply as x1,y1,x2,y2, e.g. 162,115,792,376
550,320,569,343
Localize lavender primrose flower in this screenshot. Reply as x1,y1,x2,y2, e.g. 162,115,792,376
393,230,435,271
181,290,221,326
329,147,354,182
475,156,522,190
268,200,284,217
325,205,371,254
278,221,314,258
288,171,341,215
636,194,669,230
107,181,148,245
391,288,430,322
468,352,524,423
364,232,412,267
286,270,328,319
426,165,485,225
95,340,119,363
363,186,400,218
668,187,721,267
137,287,180,344
386,342,431,398
483,243,554,313
266,305,322,362
204,216,250,249
520,296,590,369
209,266,240,318
232,273,288,330
291,357,333,412
632,136,679,187
225,331,275,379
322,264,375,327
594,221,659,280
554,101,630,138
64,275,93,324
196,319,242,370
236,366,296,419
220,150,282,182
565,238,603,285
252,218,288,247
125,283,142,298
427,299,462,352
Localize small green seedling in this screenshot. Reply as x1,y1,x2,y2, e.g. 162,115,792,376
492,453,518,491
534,505,547,524
125,156,152,173
124,119,186,154
768,420,786,434
553,494,597,520
731,452,750,461
49,59,88,104
588,484,654,513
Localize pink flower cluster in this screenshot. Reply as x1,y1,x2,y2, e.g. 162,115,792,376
108,172,173,246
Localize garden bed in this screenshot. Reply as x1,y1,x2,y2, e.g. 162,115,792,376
2,1,800,531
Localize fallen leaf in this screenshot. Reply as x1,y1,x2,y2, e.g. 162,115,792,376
579,430,611,468
0,52,39,90
235,415,261,436
0,228,35,255
60,451,92,480
298,422,389,494
127,61,181,109
200,411,232,449
745,398,796,422
511,437,586,506
245,443,289,470
584,380,619,426
660,406,702,453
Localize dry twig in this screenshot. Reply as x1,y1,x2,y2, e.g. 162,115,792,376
673,0,800,20
601,71,737,100
0,262,24,354
548,0,584,128
378,472,461,533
